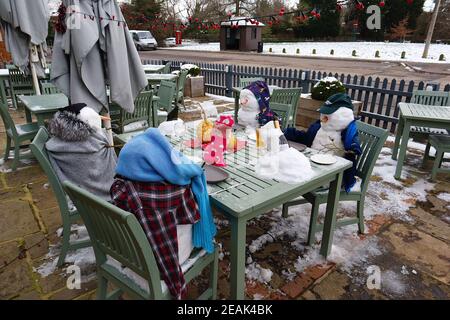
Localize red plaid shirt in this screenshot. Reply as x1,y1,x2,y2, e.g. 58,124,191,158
110,177,200,299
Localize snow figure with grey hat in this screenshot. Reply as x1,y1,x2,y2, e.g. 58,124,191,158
284,93,362,192
45,103,117,200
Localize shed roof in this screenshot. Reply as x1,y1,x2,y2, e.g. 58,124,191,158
221,16,265,27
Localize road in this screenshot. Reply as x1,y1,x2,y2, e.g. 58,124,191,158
140,48,450,85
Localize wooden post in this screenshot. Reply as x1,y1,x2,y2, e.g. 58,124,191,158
422,0,441,59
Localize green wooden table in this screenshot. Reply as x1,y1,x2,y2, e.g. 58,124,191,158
142,64,165,74
232,85,280,122
18,93,69,127
115,129,352,299
392,103,450,179
146,73,178,86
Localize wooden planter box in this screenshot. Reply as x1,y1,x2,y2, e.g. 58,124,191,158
296,94,363,128
184,76,205,98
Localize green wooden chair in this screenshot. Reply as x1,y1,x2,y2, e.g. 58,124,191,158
270,88,302,129
30,128,91,267
63,180,219,300
161,62,171,74
422,134,450,181
153,80,177,126
112,91,154,134
6,64,35,110
41,82,61,95
269,102,292,130
409,90,450,139
175,69,189,109
239,77,264,87
0,101,39,171
282,121,388,245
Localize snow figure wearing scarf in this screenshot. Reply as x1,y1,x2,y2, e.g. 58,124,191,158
46,103,117,200
238,81,279,131
284,93,362,192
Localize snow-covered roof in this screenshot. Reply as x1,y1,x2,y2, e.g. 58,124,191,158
221,16,265,27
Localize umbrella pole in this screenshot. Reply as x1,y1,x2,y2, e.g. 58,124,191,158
30,46,41,95
102,113,114,147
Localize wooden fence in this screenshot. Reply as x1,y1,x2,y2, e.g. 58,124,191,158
142,59,450,133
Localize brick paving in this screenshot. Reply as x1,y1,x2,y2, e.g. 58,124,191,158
0,99,449,300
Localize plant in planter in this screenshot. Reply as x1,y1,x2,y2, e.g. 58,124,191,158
181,64,201,77
298,77,360,129
311,77,346,101
181,64,205,97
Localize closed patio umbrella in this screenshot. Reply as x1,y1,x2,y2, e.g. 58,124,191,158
51,0,147,144
0,0,49,95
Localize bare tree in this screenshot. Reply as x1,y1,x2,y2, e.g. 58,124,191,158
433,0,450,40
390,18,414,42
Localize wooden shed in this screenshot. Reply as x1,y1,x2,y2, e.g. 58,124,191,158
220,17,264,52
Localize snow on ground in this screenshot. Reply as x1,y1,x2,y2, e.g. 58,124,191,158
205,93,235,103
437,192,450,202
36,225,95,280
246,262,274,284
170,41,450,64
246,140,437,293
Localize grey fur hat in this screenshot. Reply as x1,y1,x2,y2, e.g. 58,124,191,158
48,111,93,142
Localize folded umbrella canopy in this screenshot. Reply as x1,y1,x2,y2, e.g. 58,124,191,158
0,0,49,94
51,0,147,117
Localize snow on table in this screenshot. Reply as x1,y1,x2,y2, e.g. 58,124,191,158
168,41,450,64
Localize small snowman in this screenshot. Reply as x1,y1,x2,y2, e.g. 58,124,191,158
284,93,362,192
238,81,278,132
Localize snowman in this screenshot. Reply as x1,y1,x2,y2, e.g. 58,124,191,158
238,81,278,132
283,93,362,192
46,103,117,200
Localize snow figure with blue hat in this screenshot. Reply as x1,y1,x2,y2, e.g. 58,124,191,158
238,80,279,131
284,93,362,192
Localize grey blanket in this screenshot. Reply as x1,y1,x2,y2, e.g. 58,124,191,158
45,111,117,200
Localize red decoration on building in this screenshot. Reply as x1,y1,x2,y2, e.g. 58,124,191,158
356,1,365,10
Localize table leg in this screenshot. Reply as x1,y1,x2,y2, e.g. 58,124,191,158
320,172,343,258
229,216,247,300
394,120,411,180
36,115,46,127
392,115,404,161
25,109,33,124
0,78,7,106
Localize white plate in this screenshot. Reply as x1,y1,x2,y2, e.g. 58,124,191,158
247,133,257,141
310,154,337,165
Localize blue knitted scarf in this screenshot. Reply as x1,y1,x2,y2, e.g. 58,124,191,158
116,128,216,253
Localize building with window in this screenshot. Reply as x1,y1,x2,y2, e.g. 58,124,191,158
220,17,264,52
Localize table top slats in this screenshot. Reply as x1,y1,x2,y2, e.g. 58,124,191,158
399,103,450,122
18,93,68,113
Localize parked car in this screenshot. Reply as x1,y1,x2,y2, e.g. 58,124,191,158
165,37,177,47
130,30,157,51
